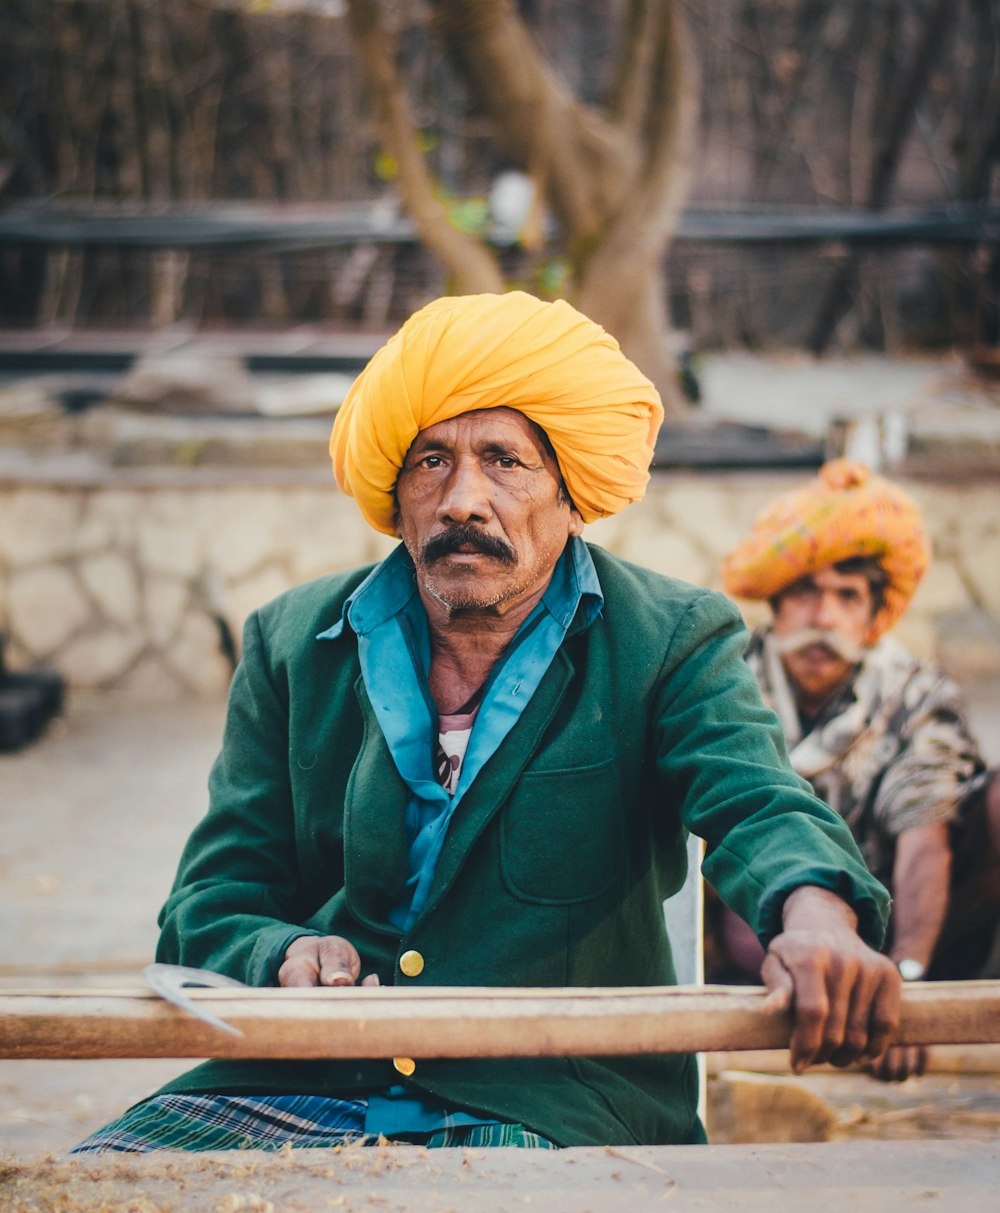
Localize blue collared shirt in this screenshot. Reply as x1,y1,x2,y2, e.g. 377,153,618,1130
317,534,603,929
315,535,603,1137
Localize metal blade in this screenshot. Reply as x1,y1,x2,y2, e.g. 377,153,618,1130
144,963,246,1036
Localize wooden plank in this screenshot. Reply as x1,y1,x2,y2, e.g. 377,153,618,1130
2,1141,998,1212
2,981,999,1061
707,1042,1000,1076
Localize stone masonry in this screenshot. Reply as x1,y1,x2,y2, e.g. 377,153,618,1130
1,471,998,700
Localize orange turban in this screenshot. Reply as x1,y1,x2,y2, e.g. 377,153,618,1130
721,459,930,639
330,292,663,535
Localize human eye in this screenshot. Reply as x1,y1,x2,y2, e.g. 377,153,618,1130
408,451,446,470
486,447,523,469
785,581,816,603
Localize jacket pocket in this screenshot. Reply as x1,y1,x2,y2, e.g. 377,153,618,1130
499,756,625,904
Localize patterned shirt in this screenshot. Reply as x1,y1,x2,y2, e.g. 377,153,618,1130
745,626,987,886
436,709,476,795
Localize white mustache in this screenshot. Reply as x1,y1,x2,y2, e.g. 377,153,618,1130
773,627,864,663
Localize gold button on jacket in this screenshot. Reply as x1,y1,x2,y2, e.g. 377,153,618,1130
392,1056,416,1077
399,949,424,977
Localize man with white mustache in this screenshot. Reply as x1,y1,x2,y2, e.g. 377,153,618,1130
719,459,1000,1081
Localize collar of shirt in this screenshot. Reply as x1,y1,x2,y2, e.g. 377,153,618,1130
315,533,603,646
316,536,603,932
311,538,602,1123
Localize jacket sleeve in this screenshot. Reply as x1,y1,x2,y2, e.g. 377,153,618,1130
651,590,891,949
156,610,322,984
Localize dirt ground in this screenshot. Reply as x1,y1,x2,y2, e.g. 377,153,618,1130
4,1140,999,1213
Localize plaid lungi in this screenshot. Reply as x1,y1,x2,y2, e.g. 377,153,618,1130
70,1093,558,1154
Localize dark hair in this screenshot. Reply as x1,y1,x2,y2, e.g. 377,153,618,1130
525,418,574,509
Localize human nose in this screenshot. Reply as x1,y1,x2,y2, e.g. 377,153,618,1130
437,459,492,525
814,591,843,631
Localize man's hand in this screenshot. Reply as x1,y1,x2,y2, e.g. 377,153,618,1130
278,935,381,988
761,886,901,1074
866,1043,928,1082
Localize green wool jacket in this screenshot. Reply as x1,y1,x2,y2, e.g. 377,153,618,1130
155,544,889,1146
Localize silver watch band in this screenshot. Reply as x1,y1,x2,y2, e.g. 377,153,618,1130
896,958,926,982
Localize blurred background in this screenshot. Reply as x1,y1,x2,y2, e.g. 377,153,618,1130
1,0,997,356
0,0,997,700
1,0,999,1157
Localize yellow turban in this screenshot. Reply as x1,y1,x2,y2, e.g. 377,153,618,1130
721,458,930,640
330,291,663,534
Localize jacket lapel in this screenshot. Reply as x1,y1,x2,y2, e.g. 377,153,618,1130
343,675,410,934
416,646,575,923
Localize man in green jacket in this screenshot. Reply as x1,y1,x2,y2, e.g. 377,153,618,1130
75,292,898,1154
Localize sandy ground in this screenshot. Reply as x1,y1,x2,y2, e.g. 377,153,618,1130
0,695,225,1156
4,1140,1000,1213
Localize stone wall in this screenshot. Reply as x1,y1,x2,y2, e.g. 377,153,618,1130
1,471,998,701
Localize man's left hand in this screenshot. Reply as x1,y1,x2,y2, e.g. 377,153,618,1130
866,1043,929,1082
761,885,901,1074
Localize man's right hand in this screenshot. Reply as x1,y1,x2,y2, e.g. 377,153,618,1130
761,885,901,1073
278,935,381,988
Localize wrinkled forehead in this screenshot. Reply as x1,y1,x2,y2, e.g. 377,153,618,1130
407,406,556,462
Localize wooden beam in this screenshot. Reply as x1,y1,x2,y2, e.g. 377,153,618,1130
706,1042,1000,1076
2,981,999,1061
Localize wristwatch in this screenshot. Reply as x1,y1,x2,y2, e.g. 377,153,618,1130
896,958,926,982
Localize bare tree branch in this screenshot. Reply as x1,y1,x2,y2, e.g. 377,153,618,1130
632,1,699,226
808,0,957,353
575,1,698,412
580,1,697,280
426,0,697,413
345,0,503,294
610,0,655,136
428,0,634,241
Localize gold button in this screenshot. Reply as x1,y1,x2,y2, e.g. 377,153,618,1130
393,1056,416,1077
399,949,424,977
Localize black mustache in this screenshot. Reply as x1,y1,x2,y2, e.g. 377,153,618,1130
422,525,517,565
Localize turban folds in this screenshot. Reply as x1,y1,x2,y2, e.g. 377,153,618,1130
330,292,664,534
721,458,930,640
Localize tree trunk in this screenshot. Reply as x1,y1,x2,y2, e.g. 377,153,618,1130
576,0,698,416
430,0,698,414
578,261,679,415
